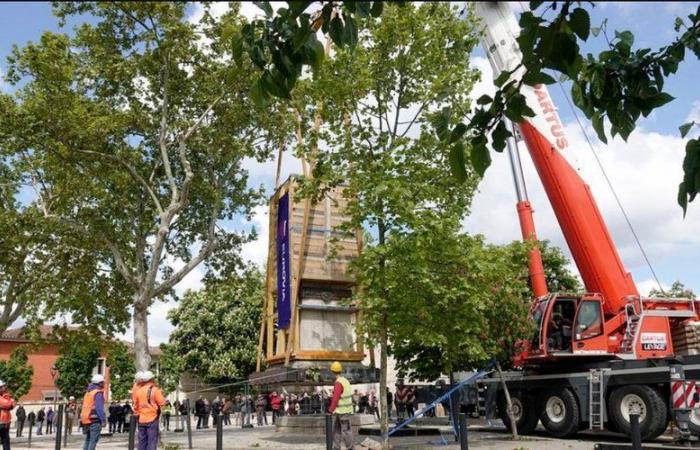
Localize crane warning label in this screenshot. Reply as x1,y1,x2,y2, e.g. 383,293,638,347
640,333,667,351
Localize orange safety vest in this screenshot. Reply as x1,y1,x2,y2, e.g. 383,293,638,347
80,389,103,425
132,382,165,424
0,392,14,424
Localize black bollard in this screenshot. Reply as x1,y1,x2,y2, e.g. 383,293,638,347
630,413,642,450
128,415,138,450
185,399,193,450
54,404,64,450
216,415,223,450
27,416,34,448
325,414,333,450
459,413,468,450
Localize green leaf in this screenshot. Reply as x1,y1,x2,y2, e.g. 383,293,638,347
569,8,591,41
476,94,492,105
253,1,273,17
494,71,511,87
251,79,269,107
678,181,688,216
529,1,545,9
680,122,696,138
522,71,556,86
491,120,511,153
449,142,468,183
329,17,344,46
343,15,358,47
449,123,468,144
470,141,492,177
370,1,384,17
591,112,607,143
647,92,675,108
431,108,451,142
292,26,313,52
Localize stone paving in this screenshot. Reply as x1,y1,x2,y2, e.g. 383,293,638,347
8,421,692,450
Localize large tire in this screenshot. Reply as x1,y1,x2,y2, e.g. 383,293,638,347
688,407,700,436
497,390,539,435
538,386,580,438
608,385,668,441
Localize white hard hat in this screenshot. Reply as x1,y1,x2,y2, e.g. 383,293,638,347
0,380,6,387
135,370,144,381
69,396,75,400
141,370,155,381
91,374,105,384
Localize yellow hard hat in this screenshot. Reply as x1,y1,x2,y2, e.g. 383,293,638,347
330,361,343,373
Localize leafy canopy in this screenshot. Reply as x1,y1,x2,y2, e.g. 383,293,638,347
166,265,264,384
0,347,34,399
54,332,101,400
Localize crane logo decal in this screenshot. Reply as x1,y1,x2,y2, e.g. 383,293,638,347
533,84,569,151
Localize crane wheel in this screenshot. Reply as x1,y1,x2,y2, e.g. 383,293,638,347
497,390,538,435
688,406,700,436
538,386,580,438
608,385,668,441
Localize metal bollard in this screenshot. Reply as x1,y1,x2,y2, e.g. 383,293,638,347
28,417,34,448
630,413,642,450
325,414,333,450
128,415,138,450
216,415,223,450
54,404,64,450
459,413,468,450
63,407,69,446
185,399,193,450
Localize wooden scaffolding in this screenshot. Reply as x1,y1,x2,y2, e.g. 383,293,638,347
255,176,365,372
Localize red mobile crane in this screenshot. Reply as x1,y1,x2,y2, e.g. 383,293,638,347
471,2,700,441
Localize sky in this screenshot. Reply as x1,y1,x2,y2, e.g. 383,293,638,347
1,2,699,345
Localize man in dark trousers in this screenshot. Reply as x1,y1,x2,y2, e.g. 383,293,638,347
15,403,25,437
195,397,205,429
327,362,353,450
0,380,15,450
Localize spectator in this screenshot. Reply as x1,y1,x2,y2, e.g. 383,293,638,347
358,392,369,414
385,389,393,421
300,392,311,415
178,401,188,431
121,401,133,433
35,407,45,435
202,398,211,429
15,403,25,437
255,394,266,426
232,395,242,427
0,380,15,450
108,401,119,433
222,397,232,426
211,396,221,426
395,382,409,422
311,391,322,415
269,392,281,424
195,396,205,429
370,390,380,419
65,396,77,435
406,387,416,418
27,411,36,434
351,390,360,414
46,407,54,434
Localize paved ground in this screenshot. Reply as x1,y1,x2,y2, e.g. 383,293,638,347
9,422,700,450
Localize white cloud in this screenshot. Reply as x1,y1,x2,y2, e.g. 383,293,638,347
0,66,7,92
241,205,270,268
687,100,700,124
463,56,700,293
636,279,670,297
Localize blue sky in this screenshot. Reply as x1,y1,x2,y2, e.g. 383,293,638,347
2,2,699,342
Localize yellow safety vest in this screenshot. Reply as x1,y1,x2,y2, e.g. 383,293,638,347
335,376,353,415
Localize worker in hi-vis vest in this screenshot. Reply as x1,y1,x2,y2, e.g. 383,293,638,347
81,374,106,450
327,361,354,450
132,370,166,450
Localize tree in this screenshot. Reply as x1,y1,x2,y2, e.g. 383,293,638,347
0,347,34,399
156,343,184,395
390,236,579,382
167,265,263,384
106,341,135,401
4,3,282,369
650,280,695,299
290,4,482,446
54,333,101,400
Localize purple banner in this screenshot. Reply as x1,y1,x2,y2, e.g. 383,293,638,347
276,193,291,329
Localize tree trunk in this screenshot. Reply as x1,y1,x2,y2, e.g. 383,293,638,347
496,361,518,439
133,296,152,371
379,312,389,450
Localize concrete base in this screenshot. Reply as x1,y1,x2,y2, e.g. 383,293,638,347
275,414,378,436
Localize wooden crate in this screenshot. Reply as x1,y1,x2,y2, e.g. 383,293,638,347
256,176,365,370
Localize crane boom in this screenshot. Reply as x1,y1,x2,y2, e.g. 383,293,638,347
473,2,639,315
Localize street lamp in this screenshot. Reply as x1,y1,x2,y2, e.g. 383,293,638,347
50,365,59,410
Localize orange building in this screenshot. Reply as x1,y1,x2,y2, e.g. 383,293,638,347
0,326,161,403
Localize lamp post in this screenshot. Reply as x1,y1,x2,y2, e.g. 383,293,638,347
50,365,59,410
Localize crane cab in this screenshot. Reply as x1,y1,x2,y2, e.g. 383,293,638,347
517,294,611,365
